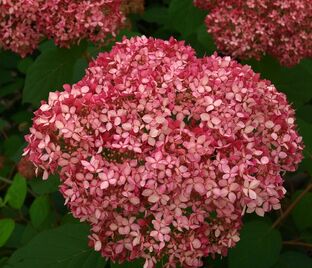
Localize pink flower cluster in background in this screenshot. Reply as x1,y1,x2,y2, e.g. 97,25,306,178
0,0,41,57
194,0,312,67
193,0,213,10
0,0,125,57
24,36,303,267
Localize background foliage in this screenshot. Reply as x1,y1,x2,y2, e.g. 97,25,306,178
0,0,311,267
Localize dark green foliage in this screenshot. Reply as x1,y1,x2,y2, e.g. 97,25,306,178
292,192,312,231
274,251,312,268
5,174,27,209
0,219,15,247
23,44,87,105
229,221,282,268
4,224,106,268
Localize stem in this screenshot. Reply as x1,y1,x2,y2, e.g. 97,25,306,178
26,187,37,198
17,210,28,223
0,129,8,139
83,51,92,62
283,241,312,249
272,183,312,229
0,176,37,197
0,176,12,184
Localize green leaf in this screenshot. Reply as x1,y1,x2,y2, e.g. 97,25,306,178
0,197,5,207
197,24,216,55
17,58,33,74
297,105,312,124
5,223,26,249
273,251,312,268
169,0,206,37
29,196,50,228
5,224,106,268
297,119,312,175
0,219,15,247
229,221,282,268
21,224,38,245
23,45,86,105
300,230,312,243
5,174,27,209
4,135,24,161
72,58,88,84
140,6,169,24
292,192,312,231
38,40,56,52
28,175,60,195
0,258,8,267
61,214,80,225
297,119,312,151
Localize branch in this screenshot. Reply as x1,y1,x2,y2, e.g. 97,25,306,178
283,240,312,249
0,175,37,197
0,176,12,184
272,183,312,229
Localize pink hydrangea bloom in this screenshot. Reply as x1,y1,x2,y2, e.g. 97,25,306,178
0,0,125,57
0,0,41,57
194,0,312,67
193,0,214,10
24,36,303,267
38,0,124,48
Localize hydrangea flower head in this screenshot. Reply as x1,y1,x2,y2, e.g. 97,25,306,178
24,36,303,267
194,0,312,66
0,0,41,57
38,0,125,48
0,0,127,56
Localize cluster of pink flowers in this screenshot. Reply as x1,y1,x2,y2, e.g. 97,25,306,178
24,36,303,267
193,0,213,10
194,0,312,67
0,0,41,57
0,0,125,57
